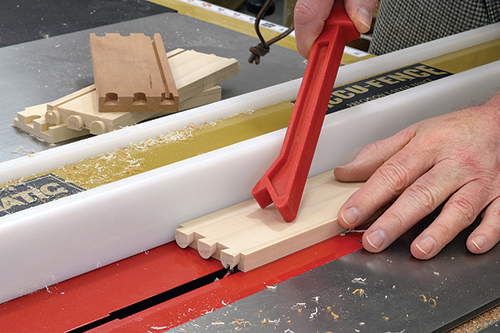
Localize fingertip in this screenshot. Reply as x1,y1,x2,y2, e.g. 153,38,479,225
471,235,487,252
334,161,372,182
339,206,360,227
468,235,497,254
295,38,313,59
333,163,351,180
355,7,372,33
363,229,386,253
411,236,437,260
468,201,500,254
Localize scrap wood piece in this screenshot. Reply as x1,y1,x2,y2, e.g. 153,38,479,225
168,49,239,103
43,48,235,133
14,86,96,142
14,104,90,143
46,48,227,130
14,48,236,143
14,85,221,143
176,171,365,272
90,33,179,113
46,85,222,134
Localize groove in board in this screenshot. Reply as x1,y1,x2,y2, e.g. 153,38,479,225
176,171,365,271
14,48,234,142
90,33,179,112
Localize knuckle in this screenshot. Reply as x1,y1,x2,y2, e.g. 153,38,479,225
489,206,500,219
406,182,439,215
385,209,407,232
293,3,316,25
377,161,411,195
362,140,386,156
447,197,478,226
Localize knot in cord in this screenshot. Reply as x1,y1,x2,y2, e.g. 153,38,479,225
248,43,270,65
248,0,294,65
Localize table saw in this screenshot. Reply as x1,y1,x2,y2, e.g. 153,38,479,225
1,2,500,332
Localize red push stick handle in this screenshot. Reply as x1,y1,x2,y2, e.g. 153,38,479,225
252,0,359,222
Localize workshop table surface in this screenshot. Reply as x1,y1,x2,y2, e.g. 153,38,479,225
0,11,306,164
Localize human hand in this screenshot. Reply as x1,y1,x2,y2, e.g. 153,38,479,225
334,90,500,259
294,0,379,58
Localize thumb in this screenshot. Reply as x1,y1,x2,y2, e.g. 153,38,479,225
335,125,417,182
344,0,379,33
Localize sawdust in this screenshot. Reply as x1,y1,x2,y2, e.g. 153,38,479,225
54,120,219,189
25,100,294,190
449,304,500,333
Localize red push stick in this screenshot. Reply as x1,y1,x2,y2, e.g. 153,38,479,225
252,0,359,222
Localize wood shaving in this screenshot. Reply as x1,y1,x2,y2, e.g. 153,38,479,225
232,318,251,329
351,277,367,284
291,303,306,309
11,145,35,155
352,288,367,297
428,298,437,308
420,294,437,308
309,307,318,319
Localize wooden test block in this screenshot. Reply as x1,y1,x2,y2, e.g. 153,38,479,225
14,103,91,143
176,171,365,272
14,84,221,143
90,33,179,113
14,47,237,143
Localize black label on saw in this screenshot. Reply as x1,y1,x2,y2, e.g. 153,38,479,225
292,63,453,114
326,63,453,113
0,174,85,217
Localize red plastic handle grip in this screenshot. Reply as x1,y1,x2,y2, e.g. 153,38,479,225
252,0,359,222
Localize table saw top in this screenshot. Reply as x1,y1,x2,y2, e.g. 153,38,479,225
0,11,307,163
1,5,500,333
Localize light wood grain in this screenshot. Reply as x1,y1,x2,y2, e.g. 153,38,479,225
90,33,179,112
176,171,364,271
14,48,234,143
168,49,239,103
46,48,235,131
14,104,90,143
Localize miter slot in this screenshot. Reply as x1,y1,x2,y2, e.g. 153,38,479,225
66,267,231,333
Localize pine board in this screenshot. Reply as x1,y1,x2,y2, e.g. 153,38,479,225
176,171,365,271
14,48,234,143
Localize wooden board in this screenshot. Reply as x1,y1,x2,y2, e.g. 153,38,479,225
47,48,235,129
167,49,239,103
14,85,221,142
90,33,179,112
176,171,365,271
204,0,245,10
14,48,235,143
14,103,91,143
53,84,221,134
